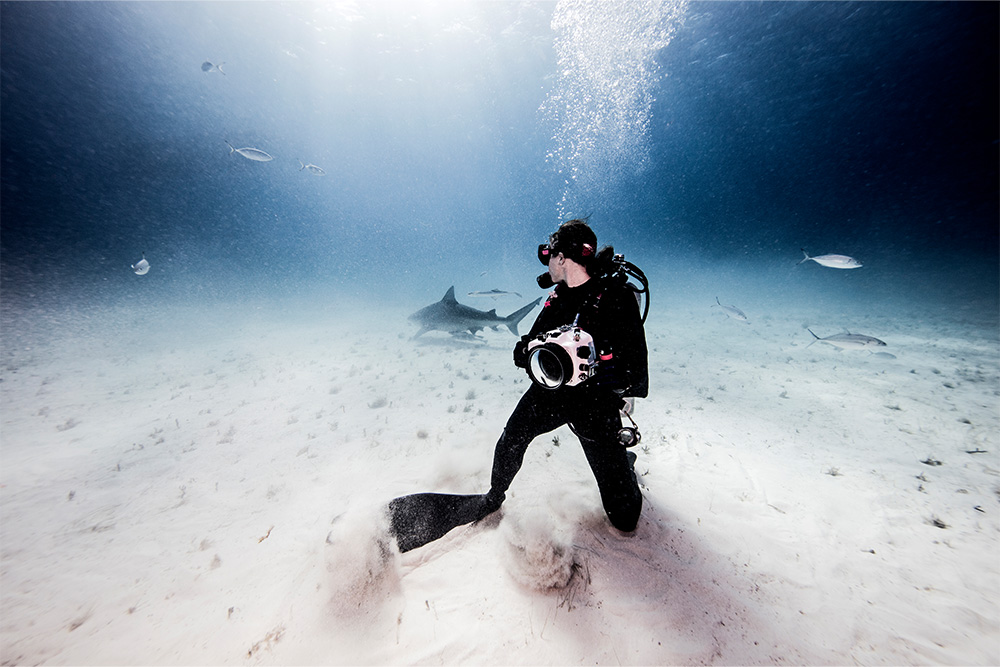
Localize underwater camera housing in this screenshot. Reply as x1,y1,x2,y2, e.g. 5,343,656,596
526,325,596,389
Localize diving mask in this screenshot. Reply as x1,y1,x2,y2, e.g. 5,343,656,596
537,244,553,266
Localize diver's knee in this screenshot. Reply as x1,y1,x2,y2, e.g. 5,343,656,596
483,490,506,513
609,513,639,533
607,495,642,533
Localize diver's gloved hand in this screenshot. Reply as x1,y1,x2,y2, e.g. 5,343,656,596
589,358,627,393
513,335,531,369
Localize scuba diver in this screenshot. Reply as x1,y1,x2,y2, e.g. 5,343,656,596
388,219,650,551
479,218,648,530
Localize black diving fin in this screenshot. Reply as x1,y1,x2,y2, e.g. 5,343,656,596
387,492,495,552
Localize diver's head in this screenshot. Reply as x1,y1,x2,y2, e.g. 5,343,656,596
537,219,598,288
542,219,597,267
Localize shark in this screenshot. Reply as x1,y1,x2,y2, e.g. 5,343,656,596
410,286,540,339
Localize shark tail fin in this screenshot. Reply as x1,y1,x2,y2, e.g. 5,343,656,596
806,328,820,347
797,248,811,265
503,297,542,336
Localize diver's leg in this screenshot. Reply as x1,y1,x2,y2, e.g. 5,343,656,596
484,384,566,512
571,393,643,532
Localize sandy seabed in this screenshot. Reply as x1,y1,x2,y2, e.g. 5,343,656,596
1,284,998,666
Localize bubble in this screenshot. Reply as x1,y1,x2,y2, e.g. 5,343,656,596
540,0,689,218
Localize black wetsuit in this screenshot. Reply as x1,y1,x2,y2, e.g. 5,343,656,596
483,275,648,531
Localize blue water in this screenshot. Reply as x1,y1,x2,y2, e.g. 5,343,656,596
1,7,997,662
1,1,996,319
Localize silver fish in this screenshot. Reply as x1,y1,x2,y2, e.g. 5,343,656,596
714,296,748,323
131,253,150,275
225,141,273,162
467,289,523,299
807,329,886,350
798,249,862,269
201,61,226,75
298,160,326,175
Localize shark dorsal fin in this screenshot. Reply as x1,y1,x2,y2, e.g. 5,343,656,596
443,286,457,303
487,309,497,316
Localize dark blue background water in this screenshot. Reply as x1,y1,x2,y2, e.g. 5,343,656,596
1,1,996,315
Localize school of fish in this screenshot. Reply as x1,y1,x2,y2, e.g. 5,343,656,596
713,249,886,354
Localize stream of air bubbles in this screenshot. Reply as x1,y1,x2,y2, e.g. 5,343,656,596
540,0,688,220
